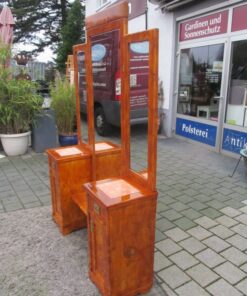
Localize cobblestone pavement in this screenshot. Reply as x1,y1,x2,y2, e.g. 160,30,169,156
1,127,247,295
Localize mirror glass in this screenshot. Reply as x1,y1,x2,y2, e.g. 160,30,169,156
90,29,122,147
129,40,149,177
77,50,89,143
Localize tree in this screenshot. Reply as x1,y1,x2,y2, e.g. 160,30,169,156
0,0,85,55
56,0,84,71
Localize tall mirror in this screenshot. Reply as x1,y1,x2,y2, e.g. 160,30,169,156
129,40,150,177
74,45,89,144
89,28,122,148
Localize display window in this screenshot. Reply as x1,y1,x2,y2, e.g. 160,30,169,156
176,3,247,153
177,44,224,121
225,40,247,128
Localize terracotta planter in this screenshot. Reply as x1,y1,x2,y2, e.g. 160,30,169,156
0,131,31,156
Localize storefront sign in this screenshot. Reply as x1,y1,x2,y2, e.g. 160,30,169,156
179,11,228,42
176,118,217,146
222,128,247,154
232,4,247,32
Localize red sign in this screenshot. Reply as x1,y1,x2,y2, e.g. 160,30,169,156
232,4,247,32
179,11,228,42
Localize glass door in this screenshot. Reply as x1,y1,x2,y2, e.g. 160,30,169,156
225,39,247,128
176,41,226,150
221,34,247,154
178,44,224,121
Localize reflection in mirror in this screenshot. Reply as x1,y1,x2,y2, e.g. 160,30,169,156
90,29,121,147
77,50,89,143
129,41,149,177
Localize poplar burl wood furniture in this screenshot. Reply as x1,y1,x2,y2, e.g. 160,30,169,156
48,2,159,295
47,142,121,235
47,145,90,235
47,3,128,236
47,24,125,235
83,18,159,295
84,178,157,296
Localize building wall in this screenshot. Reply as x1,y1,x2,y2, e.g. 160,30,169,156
174,0,244,18
85,0,247,153
85,0,176,136
148,2,175,136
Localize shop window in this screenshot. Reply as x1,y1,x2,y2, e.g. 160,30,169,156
177,44,224,121
226,40,247,127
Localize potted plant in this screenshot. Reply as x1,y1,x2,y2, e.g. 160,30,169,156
50,77,78,146
0,44,43,156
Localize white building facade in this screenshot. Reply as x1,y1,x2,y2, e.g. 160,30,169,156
85,0,247,156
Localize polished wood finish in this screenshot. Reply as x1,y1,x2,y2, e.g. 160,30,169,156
85,178,157,296
47,30,122,236
122,29,159,191
86,10,128,181
48,2,159,295
73,43,94,147
47,145,90,235
94,142,121,180
83,5,159,294
47,143,121,235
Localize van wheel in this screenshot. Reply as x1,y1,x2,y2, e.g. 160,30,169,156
95,107,111,136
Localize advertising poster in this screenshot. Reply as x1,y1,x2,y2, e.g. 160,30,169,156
129,41,149,109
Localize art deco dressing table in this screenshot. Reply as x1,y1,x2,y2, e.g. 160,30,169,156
84,26,159,295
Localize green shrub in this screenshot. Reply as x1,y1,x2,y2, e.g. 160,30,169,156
0,43,43,134
50,78,76,134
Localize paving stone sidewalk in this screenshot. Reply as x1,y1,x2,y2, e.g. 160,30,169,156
1,134,247,295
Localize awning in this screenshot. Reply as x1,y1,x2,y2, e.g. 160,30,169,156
149,0,199,12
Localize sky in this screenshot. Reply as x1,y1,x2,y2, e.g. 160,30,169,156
13,39,55,63
13,43,55,63
8,0,84,64
36,47,55,63
15,0,85,63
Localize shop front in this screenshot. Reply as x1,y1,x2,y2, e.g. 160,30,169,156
175,3,247,155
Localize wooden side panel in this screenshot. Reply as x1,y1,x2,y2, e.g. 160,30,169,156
88,196,110,296
86,187,157,296
48,156,57,217
48,155,91,235
47,146,122,235
108,196,157,295
96,150,121,180
57,158,90,234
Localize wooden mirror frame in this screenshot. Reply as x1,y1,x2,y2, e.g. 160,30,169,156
122,29,159,191
73,43,94,147
85,2,128,178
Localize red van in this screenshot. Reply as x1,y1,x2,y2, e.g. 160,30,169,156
78,29,149,136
